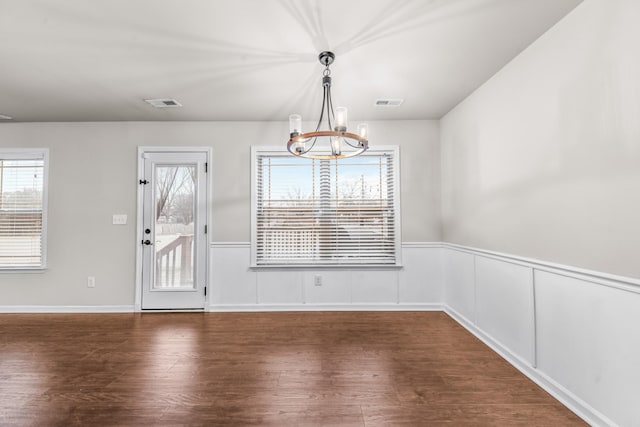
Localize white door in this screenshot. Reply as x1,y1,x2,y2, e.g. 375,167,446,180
139,151,208,310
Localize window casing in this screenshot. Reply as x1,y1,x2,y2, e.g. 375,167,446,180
0,148,48,270
251,146,400,267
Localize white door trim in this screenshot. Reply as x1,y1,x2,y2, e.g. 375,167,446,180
135,146,212,311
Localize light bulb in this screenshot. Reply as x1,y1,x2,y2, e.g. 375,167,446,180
331,137,342,156
335,107,347,131
289,114,302,135
295,140,305,154
357,123,368,140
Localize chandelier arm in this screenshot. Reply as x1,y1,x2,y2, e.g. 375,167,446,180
327,86,335,130
297,136,319,155
324,85,332,131
306,136,318,153
315,85,328,132
342,139,363,149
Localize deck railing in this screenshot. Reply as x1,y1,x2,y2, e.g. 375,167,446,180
155,234,193,287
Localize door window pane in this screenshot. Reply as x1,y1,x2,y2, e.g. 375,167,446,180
154,165,195,289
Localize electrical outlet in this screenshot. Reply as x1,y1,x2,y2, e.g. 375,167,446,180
87,276,95,288
314,275,322,286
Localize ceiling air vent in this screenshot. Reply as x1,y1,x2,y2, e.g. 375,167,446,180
374,99,404,107
144,99,182,108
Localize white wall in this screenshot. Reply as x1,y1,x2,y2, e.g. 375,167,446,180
439,1,640,424
0,120,440,306
440,0,640,279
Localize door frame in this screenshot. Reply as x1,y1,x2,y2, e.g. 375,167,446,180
135,146,212,311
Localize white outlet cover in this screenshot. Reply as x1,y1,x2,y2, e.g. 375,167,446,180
112,214,127,225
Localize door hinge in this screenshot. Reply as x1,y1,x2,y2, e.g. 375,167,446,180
204,225,208,234
139,179,149,185
204,286,207,296
205,162,208,173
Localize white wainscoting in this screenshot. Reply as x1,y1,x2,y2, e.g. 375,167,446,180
442,249,476,322
209,242,257,305
535,271,640,427
209,242,443,311
442,244,640,427
475,255,535,367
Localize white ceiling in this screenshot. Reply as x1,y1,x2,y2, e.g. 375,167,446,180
0,0,582,122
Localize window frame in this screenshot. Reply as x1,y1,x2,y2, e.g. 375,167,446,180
0,148,49,271
250,145,401,268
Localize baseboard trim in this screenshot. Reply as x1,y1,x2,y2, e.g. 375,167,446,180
209,303,443,312
0,305,135,313
0,303,443,313
443,305,614,427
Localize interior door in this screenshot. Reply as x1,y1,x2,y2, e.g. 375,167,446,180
140,151,208,309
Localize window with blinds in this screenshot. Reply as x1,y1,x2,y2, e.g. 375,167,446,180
252,147,400,266
0,149,48,269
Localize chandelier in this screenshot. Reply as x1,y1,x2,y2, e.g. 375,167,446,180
287,51,368,159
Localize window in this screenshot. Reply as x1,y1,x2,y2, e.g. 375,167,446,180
252,146,400,266
0,149,48,269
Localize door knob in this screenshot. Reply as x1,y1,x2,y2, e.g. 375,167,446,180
142,239,152,245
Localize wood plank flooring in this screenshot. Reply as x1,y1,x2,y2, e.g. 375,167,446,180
0,312,585,426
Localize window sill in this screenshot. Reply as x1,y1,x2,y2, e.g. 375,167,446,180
0,267,48,274
250,264,403,271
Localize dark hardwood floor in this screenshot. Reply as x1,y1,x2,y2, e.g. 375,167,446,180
0,311,584,426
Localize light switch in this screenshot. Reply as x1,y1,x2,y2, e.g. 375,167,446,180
112,214,127,225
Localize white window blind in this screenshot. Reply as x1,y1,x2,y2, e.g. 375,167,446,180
253,147,400,266
0,150,48,269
